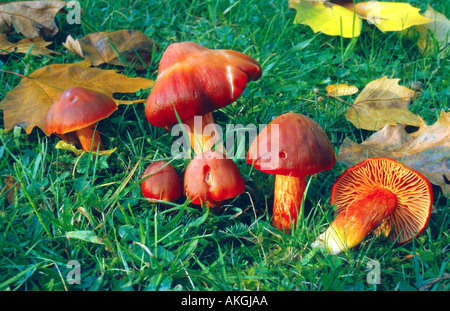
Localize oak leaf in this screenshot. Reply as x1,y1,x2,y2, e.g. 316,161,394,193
0,1,67,38
337,110,450,197
63,30,158,70
0,60,154,135
345,76,420,131
0,33,59,56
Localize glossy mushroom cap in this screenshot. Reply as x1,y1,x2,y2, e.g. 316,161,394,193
183,150,245,207
246,112,336,176
45,87,117,134
141,161,182,202
331,157,433,244
145,42,262,128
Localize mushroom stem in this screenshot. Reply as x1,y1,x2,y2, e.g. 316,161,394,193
313,187,397,254
184,112,225,155
272,174,306,231
76,126,104,152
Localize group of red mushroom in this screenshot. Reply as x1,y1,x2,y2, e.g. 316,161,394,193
44,42,434,255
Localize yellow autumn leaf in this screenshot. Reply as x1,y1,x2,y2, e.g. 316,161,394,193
326,83,358,96
55,140,116,156
289,1,433,38
289,0,362,38
353,2,433,32
345,76,420,131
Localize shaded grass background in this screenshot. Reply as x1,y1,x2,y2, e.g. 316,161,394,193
0,0,448,291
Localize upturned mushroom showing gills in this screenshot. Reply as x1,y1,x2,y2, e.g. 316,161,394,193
145,42,262,155
45,87,117,152
183,150,245,208
141,161,182,203
312,157,433,255
246,112,336,231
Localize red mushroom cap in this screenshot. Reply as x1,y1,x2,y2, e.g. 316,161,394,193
246,112,336,177
183,150,245,207
331,157,433,244
145,42,262,128
45,87,117,134
141,161,182,202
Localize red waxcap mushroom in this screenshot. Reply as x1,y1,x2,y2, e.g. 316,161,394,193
183,150,245,208
145,42,262,154
45,87,117,152
141,160,182,203
312,157,433,255
247,112,336,231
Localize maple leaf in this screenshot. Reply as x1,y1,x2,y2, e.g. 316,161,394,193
63,30,158,70
289,0,433,38
0,60,154,135
0,33,59,56
337,110,450,197
0,1,67,38
345,76,421,131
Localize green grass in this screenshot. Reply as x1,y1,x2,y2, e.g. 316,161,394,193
0,0,448,292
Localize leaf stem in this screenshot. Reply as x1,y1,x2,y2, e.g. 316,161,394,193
0,70,27,78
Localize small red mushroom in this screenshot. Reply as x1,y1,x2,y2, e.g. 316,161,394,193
45,87,117,152
246,112,336,231
312,157,433,254
141,160,182,203
145,42,262,155
183,150,245,208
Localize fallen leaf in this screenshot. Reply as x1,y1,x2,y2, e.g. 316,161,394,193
326,83,358,96
63,230,104,244
345,76,420,131
0,33,59,56
289,1,432,38
407,5,449,57
63,30,158,70
353,2,433,32
289,0,362,38
55,140,116,156
338,110,450,197
0,1,67,38
0,60,154,135
1,175,20,205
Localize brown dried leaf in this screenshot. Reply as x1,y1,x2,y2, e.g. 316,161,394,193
0,33,60,56
338,110,450,197
1,175,19,205
0,1,67,38
63,30,158,70
0,60,154,135
345,76,421,130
